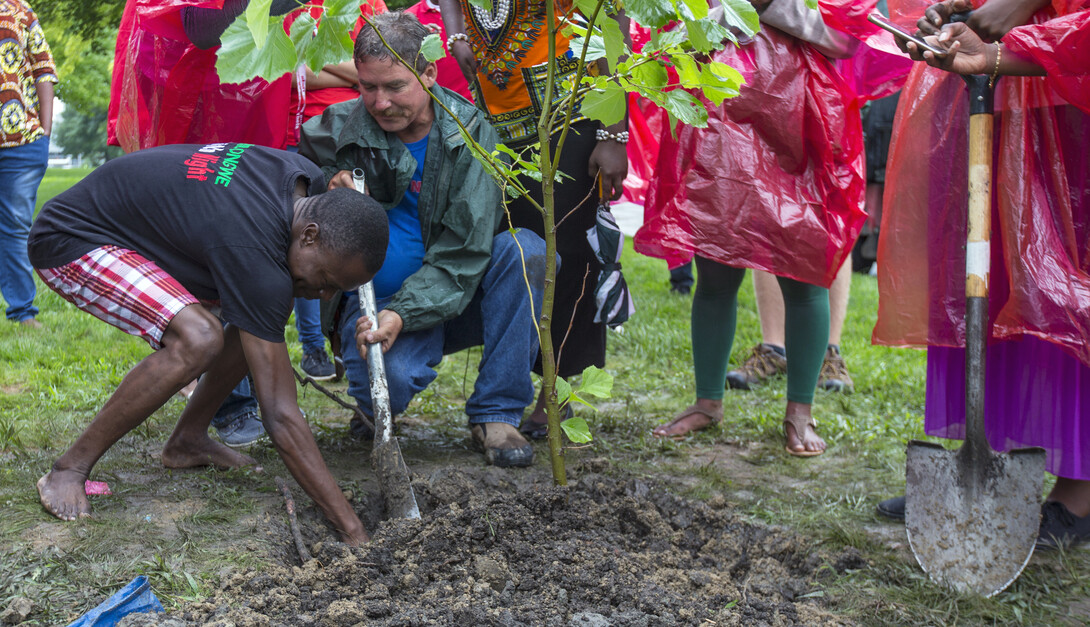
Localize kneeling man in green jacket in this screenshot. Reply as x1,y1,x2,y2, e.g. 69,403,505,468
300,11,546,467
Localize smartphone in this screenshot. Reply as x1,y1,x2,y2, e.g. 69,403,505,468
868,13,948,57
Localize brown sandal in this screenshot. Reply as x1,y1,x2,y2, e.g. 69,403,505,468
652,404,723,439
783,413,825,457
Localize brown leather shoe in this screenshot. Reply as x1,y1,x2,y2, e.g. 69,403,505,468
471,422,534,468
19,318,42,329
817,345,854,393
726,344,787,390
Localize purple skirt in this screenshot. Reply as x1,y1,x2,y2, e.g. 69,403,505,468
926,336,1090,480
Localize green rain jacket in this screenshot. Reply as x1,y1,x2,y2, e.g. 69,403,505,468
299,86,502,334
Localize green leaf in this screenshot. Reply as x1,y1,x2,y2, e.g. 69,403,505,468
573,0,601,21
698,60,743,104
624,0,677,29
680,0,708,20
555,378,573,406
650,27,688,52
245,0,274,49
631,60,669,90
718,0,760,37
669,53,701,86
305,2,359,71
805,0,819,9
579,81,626,126
601,19,625,72
216,15,298,83
578,366,613,399
560,416,593,443
663,89,708,127
421,33,445,62
685,18,732,53
569,34,608,63
288,12,318,66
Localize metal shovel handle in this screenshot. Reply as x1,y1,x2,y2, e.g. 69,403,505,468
352,169,393,445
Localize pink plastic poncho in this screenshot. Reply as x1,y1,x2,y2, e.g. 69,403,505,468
634,0,912,288
107,0,291,152
873,1,1090,366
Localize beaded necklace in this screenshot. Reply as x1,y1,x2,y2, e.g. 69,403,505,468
471,0,511,30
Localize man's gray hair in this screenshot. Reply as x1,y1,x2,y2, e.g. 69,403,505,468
353,11,432,74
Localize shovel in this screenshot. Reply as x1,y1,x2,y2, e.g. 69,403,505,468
904,69,1045,596
353,169,421,521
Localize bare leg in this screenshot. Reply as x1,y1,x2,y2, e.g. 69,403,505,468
38,306,225,521
784,401,826,455
1047,477,1090,518
752,270,785,347
828,261,852,346
162,324,260,470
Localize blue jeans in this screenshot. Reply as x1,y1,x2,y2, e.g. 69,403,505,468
0,136,49,322
211,372,258,429
294,297,325,353
340,230,547,427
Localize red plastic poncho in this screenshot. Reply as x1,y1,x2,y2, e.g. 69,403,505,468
107,0,291,152
873,2,1090,367
634,0,912,288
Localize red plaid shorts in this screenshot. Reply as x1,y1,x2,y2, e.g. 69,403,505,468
36,245,200,349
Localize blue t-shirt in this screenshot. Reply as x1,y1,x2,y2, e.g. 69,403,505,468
372,135,428,298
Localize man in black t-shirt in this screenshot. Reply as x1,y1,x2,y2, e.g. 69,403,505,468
28,143,387,546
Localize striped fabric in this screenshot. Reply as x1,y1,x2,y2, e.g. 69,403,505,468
36,245,199,349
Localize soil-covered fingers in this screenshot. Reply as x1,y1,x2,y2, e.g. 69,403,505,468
37,471,91,522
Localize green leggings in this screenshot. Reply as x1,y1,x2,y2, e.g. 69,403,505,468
692,257,829,404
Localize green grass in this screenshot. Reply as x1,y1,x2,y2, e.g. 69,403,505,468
35,167,94,211
3,168,1088,625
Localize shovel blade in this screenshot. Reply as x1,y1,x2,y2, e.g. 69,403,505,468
905,440,1045,596
372,437,421,520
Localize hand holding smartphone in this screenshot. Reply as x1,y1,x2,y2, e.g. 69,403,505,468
868,13,949,57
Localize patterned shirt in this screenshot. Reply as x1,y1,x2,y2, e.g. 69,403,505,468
460,0,591,146
0,0,57,148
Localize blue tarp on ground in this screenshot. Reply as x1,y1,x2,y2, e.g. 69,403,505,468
67,576,164,627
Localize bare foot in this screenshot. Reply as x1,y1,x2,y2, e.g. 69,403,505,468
161,435,260,470
652,400,723,438
19,318,42,329
37,470,91,521
784,402,826,457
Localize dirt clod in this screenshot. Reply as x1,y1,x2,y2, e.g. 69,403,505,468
0,597,32,625
144,467,856,625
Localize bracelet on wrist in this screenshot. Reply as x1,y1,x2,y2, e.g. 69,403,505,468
988,42,1002,89
595,128,629,144
446,32,469,50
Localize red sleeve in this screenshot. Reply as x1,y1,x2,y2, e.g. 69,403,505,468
1003,10,1090,112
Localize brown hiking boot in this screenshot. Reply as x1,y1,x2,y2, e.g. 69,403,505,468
726,344,787,390
818,345,854,393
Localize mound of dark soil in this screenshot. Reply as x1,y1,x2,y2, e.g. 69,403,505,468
125,466,860,626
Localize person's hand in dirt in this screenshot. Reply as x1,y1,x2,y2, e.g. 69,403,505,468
356,309,403,357
916,0,1050,42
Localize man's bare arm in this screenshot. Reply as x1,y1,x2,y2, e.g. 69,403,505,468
241,331,369,545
